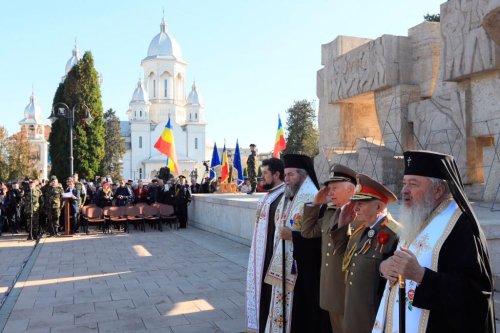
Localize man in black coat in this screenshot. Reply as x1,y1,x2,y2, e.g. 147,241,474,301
114,179,132,206
190,178,201,194
147,179,160,204
175,176,191,228
7,182,23,233
377,150,494,333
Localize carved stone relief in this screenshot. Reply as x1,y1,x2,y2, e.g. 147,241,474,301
441,0,499,81
408,88,468,180
327,36,412,103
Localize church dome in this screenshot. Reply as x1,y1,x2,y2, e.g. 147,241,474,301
146,18,183,59
131,79,149,103
23,93,43,123
65,44,80,75
187,82,204,106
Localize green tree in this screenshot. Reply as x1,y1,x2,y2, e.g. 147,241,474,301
7,129,37,180
49,51,105,181
424,13,440,22
0,127,9,181
100,109,126,180
283,100,319,157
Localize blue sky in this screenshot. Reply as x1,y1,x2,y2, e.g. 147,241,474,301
0,0,442,152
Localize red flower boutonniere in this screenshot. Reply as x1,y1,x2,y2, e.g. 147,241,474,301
408,289,415,301
376,231,389,253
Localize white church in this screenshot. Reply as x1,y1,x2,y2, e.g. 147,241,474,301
19,92,49,180
120,18,208,181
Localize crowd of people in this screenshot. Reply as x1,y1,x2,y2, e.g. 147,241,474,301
0,172,203,239
0,165,269,239
246,152,495,333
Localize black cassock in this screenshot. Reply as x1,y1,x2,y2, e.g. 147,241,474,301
412,213,495,333
290,231,330,333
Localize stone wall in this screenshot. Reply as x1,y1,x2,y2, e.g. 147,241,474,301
188,193,262,246
317,0,500,202
187,196,500,275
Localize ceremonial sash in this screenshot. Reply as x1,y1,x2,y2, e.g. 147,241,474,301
263,176,318,333
246,183,286,333
373,199,461,333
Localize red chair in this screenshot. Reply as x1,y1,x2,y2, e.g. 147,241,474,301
106,206,128,233
126,205,145,232
83,206,105,234
159,203,178,230
143,205,161,231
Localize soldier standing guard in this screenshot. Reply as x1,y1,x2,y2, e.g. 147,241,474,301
39,180,50,234
44,176,63,237
23,179,43,240
247,144,257,194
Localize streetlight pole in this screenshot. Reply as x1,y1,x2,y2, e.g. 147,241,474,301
48,102,93,177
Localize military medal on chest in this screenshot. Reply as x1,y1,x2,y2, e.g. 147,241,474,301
359,228,376,255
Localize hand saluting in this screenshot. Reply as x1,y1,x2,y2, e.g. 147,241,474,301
312,186,330,205
338,201,356,228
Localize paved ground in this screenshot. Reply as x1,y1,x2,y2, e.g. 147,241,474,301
0,228,249,333
0,235,37,306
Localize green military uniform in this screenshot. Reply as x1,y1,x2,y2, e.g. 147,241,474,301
23,185,43,239
302,206,347,333
247,145,257,193
45,183,63,236
332,173,400,333
39,182,51,232
334,216,399,333
301,164,358,333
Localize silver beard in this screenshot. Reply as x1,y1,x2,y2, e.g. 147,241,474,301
284,182,302,200
398,191,437,245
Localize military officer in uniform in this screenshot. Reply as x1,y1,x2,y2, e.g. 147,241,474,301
332,174,399,333
301,164,357,333
45,175,63,236
23,179,43,240
39,179,50,234
247,144,257,193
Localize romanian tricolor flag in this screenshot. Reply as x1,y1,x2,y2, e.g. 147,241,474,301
154,117,179,174
273,115,286,158
221,143,229,183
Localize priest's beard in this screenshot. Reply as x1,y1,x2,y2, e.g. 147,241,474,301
398,191,437,245
284,179,304,200
263,181,275,190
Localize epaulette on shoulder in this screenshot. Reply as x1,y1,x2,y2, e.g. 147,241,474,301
382,215,401,234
